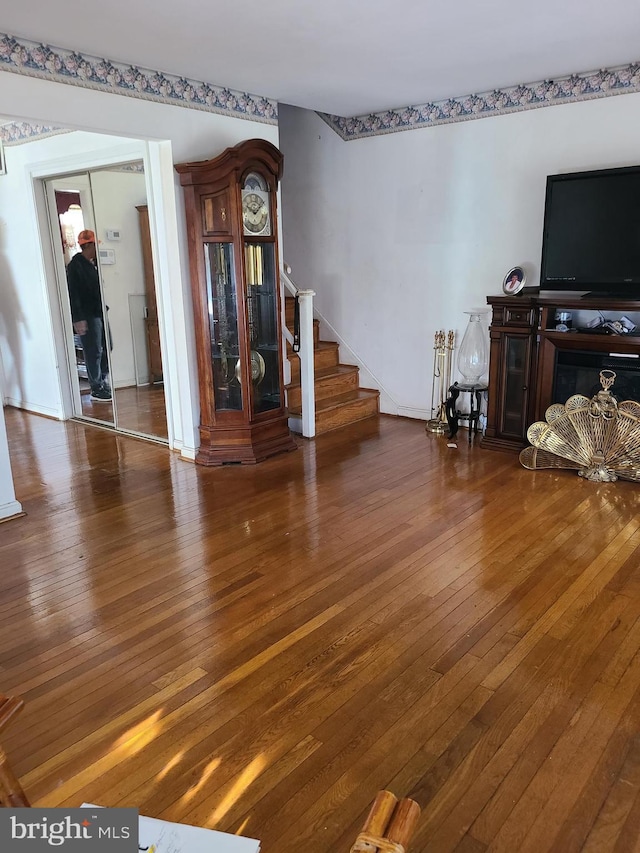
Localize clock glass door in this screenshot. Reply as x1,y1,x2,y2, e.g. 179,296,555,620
204,242,242,411
244,241,280,414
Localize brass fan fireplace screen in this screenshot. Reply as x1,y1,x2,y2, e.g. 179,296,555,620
520,370,640,483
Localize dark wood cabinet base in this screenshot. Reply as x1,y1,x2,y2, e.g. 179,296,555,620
480,433,524,453
485,292,640,451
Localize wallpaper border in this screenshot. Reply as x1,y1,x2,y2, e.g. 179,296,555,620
319,63,640,140
2,31,640,142
0,32,278,125
0,121,67,146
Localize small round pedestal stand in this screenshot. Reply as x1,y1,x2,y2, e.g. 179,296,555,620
445,382,489,444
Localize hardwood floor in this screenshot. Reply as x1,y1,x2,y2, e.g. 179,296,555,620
2,407,640,851
79,384,168,440
112,384,168,439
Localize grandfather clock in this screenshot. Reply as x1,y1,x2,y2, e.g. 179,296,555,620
176,139,297,465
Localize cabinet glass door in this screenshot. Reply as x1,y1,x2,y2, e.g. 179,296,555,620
204,242,242,411
244,242,281,414
502,334,530,435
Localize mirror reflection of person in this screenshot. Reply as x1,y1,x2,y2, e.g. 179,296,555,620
504,271,522,293
66,230,112,401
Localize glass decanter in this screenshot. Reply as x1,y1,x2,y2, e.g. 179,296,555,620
457,311,489,384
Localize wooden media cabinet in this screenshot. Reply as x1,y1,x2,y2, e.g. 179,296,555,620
482,292,640,452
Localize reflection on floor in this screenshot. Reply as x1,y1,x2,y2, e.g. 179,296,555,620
115,384,168,439
80,384,167,439
79,385,114,425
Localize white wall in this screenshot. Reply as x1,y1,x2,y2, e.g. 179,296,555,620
0,138,67,419
0,72,278,478
279,94,640,418
0,134,155,419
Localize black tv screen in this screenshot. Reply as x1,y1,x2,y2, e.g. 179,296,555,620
540,165,640,296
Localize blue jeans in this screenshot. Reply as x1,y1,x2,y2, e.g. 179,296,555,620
79,317,109,392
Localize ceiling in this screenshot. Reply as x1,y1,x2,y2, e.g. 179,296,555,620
3,1,640,117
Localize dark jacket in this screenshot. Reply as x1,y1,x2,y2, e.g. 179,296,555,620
67,253,103,323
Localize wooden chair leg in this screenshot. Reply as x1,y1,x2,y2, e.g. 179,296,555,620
351,791,421,853
0,745,30,807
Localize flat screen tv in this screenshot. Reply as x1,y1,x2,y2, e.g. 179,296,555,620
540,165,640,297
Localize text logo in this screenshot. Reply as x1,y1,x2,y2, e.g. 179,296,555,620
0,808,138,851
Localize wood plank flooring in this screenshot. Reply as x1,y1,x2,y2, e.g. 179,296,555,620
2,408,640,851
79,384,168,439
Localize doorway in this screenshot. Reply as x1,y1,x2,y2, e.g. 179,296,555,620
46,164,168,442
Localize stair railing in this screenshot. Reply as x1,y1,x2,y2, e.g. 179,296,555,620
281,264,316,438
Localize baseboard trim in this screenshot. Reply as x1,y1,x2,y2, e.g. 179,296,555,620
0,501,25,522
3,399,62,419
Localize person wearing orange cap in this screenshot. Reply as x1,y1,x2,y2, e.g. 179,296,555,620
66,230,112,401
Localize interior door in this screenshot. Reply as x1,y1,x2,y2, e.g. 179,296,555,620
136,204,164,384
46,175,116,428
88,164,168,440
46,163,168,441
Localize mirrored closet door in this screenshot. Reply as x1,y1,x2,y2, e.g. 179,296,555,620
46,163,168,442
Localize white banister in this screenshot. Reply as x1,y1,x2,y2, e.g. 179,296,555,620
281,265,316,438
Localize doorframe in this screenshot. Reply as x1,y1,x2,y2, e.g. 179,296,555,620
25,139,198,459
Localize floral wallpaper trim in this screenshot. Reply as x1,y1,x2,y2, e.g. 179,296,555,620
106,163,145,173
319,63,640,140
0,121,68,146
0,33,278,125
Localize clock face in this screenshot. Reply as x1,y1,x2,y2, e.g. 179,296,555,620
242,191,270,235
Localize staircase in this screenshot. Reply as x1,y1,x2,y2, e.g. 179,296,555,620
285,296,380,435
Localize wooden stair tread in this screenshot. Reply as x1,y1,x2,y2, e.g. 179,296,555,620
288,388,379,416
284,298,379,434
286,363,358,390
287,339,337,353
